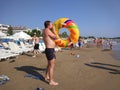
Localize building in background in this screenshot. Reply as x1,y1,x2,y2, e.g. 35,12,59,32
0,24,10,33
0,24,32,34
12,26,31,34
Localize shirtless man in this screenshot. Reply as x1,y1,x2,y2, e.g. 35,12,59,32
43,21,59,85
32,33,40,57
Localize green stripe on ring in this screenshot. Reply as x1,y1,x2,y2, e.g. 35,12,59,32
67,26,78,28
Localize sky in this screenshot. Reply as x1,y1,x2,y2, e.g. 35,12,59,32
0,0,120,37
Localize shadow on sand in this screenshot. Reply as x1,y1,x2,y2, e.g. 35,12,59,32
24,53,33,57
85,62,120,74
102,49,111,51
14,66,48,83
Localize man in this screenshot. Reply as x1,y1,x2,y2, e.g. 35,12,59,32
94,38,98,47
78,38,83,49
43,21,59,85
32,33,40,57
109,40,113,50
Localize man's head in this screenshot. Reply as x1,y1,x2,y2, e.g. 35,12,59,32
44,20,53,30
33,33,36,37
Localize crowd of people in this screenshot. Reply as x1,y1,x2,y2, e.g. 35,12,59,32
69,37,114,50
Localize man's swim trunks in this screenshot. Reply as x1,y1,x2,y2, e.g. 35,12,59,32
45,48,56,60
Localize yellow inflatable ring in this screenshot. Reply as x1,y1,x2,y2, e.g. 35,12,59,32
54,18,80,47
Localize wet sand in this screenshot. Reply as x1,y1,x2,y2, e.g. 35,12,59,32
0,47,120,90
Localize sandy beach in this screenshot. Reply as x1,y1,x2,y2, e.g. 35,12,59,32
0,47,120,90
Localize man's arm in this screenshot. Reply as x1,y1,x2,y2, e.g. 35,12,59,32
47,30,57,39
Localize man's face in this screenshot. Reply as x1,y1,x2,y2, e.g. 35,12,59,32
48,23,53,30
34,34,36,37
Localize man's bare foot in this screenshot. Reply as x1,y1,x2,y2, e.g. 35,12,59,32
45,78,50,83
32,55,36,57
49,81,59,86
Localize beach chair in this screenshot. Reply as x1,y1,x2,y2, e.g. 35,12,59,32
39,42,45,52
13,42,32,53
24,42,33,48
20,41,33,52
0,49,19,61
2,42,18,53
0,50,10,60
2,42,10,49
8,42,24,54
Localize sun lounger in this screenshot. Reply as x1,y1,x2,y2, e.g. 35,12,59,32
24,42,33,48
8,42,24,54
39,42,45,52
20,41,33,52
2,42,9,49
2,42,21,54
0,49,19,60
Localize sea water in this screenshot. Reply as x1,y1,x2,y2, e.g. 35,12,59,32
112,43,120,60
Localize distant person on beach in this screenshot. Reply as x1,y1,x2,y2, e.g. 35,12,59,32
97,39,102,48
32,33,40,57
78,38,83,49
43,20,59,85
101,38,104,48
109,40,113,50
105,39,112,50
94,38,98,47
69,41,75,55
70,42,74,50
94,38,104,48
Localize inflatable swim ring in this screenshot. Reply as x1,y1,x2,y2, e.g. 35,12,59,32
54,18,80,47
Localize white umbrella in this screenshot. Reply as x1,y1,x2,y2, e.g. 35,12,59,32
13,31,31,40
0,31,6,37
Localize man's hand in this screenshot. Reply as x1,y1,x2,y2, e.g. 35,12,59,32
68,42,73,46
51,26,57,35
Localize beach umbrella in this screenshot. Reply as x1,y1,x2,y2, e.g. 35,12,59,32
13,31,32,40
0,31,6,37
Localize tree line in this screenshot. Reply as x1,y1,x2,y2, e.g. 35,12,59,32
7,26,69,38
7,26,42,37
7,26,120,39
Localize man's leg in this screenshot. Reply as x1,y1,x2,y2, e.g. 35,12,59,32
33,50,37,57
45,59,55,81
45,59,58,85
49,59,55,81
45,62,50,80
49,59,58,85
